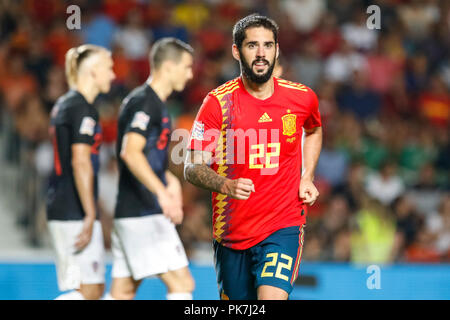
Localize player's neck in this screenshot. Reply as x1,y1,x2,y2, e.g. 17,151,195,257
75,80,99,104
147,75,172,102
241,75,274,100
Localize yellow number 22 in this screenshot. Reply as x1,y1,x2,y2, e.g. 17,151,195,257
249,143,280,169
260,253,293,282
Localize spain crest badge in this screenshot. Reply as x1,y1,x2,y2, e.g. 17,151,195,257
282,112,296,136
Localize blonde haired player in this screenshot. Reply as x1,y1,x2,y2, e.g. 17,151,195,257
47,44,115,300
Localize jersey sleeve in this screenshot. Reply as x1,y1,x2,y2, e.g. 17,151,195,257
123,96,157,138
303,89,322,130
71,103,97,145
188,94,222,153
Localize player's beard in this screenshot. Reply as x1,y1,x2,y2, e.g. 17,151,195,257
239,50,276,84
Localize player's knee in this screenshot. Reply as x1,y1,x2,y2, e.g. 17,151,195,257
112,291,136,300
165,271,195,293
80,284,104,300
257,285,288,300
110,286,136,300
110,279,138,300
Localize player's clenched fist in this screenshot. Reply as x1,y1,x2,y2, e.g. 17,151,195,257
221,178,255,200
299,178,319,206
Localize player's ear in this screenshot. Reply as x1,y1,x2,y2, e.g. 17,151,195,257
160,59,172,74
231,44,240,62
276,44,279,60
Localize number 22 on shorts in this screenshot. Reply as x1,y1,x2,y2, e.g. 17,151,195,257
261,252,293,281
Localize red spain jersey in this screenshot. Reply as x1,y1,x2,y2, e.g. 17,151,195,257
189,77,322,250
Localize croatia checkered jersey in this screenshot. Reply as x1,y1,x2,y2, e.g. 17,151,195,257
47,90,102,221
188,76,321,250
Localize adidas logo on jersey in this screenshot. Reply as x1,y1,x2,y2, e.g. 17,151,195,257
258,112,272,123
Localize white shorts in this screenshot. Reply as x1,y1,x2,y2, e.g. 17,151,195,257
48,220,105,291
111,214,189,280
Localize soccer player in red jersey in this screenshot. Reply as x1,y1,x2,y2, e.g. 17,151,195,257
184,14,323,300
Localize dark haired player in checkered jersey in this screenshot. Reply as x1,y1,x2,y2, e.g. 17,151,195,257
105,38,195,300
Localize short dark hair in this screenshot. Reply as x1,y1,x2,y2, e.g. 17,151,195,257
150,37,194,70
233,14,279,49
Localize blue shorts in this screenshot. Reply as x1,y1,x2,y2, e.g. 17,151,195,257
213,225,305,300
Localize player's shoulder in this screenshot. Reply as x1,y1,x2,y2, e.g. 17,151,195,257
55,90,93,118
120,83,154,115
57,90,88,108
275,77,313,95
123,84,149,105
275,77,318,107
209,77,241,98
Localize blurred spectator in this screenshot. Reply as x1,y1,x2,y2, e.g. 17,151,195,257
25,33,52,88
434,126,450,175
351,196,398,264
113,8,152,60
145,0,168,28
81,9,117,50
102,0,137,24
42,65,66,112
391,195,423,260
280,0,325,34
398,125,437,175
291,43,323,89
276,13,303,58
152,5,189,43
0,53,38,112
365,160,405,206
407,163,444,215
425,195,450,259
14,95,49,144
404,224,442,263
314,194,352,261
337,70,382,120
382,74,411,118
418,75,450,129
332,228,352,262
324,40,368,83
44,19,80,66
302,232,324,261
0,1,19,40
405,52,429,94
327,0,358,24
111,44,132,85
333,160,367,212
310,12,342,58
172,0,210,33
194,15,227,59
366,35,404,94
315,133,350,188
178,200,213,259
341,10,379,52
398,0,441,41
315,81,338,127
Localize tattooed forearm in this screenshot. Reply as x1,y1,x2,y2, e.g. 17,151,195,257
184,163,227,194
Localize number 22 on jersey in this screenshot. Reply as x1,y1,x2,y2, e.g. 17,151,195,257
249,143,280,169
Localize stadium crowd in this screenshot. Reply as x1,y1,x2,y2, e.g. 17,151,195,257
0,0,448,264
